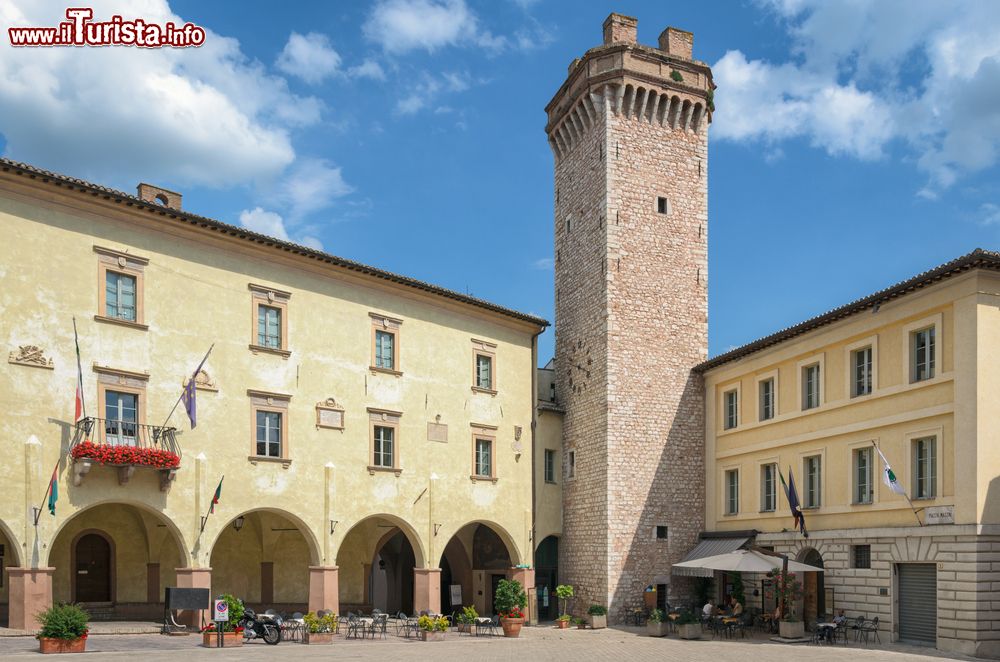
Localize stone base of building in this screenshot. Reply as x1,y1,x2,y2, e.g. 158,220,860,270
755,524,1000,659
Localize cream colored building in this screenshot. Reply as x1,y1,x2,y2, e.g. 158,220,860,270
0,158,546,630
695,250,1000,658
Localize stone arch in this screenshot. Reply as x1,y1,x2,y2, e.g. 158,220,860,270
209,508,320,611
451,519,522,566
656,94,670,126
207,508,321,566
794,546,826,624
534,534,560,621
335,514,426,615
335,513,426,568
44,499,187,567
46,501,188,614
0,519,23,567
668,95,682,128
680,99,692,130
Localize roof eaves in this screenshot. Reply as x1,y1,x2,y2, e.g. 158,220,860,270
0,158,549,329
694,248,1000,373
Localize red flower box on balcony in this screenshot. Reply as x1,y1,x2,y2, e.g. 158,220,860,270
71,441,180,469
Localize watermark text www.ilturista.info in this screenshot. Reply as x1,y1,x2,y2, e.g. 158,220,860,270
8,8,205,48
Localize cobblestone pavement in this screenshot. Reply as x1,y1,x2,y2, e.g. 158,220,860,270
0,626,978,661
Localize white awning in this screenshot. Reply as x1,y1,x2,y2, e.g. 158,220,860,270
672,536,750,577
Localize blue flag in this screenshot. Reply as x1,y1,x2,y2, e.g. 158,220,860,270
778,467,808,537
182,377,197,428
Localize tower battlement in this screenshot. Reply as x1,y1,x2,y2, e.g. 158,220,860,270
545,14,713,159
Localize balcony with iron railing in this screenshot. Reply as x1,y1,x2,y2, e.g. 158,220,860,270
70,417,181,491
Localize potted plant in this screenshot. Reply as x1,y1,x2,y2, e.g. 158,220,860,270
769,569,805,639
302,611,337,644
647,608,669,637
417,615,448,641
37,603,89,654
456,606,478,633
494,579,527,638
201,594,244,647
574,616,587,629
675,609,701,640
555,584,574,629
587,604,607,629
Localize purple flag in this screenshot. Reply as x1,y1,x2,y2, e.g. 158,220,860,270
182,377,197,428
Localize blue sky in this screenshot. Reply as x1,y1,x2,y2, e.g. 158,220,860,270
2,1,1000,363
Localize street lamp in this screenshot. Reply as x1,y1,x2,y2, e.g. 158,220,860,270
233,515,245,532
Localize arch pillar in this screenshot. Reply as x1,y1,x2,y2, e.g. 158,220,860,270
508,567,536,625
174,567,211,627
308,566,339,614
7,567,53,631
413,568,440,615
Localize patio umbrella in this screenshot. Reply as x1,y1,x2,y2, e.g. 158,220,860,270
672,549,824,573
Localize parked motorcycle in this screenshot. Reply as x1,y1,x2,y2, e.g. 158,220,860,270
239,608,282,645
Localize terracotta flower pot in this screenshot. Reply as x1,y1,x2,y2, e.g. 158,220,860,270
420,630,445,641
304,631,334,644
500,616,524,638
38,637,86,654
201,630,244,647
557,619,570,629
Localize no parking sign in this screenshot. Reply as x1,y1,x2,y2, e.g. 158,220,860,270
214,599,229,622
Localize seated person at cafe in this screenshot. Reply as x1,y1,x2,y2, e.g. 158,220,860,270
833,610,846,626
702,599,716,618
731,598,744,617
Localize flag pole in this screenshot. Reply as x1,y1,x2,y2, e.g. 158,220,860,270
33,459,61,526
160,344,214,430
200,475,224,533
73,316,87,420
872,441,923,526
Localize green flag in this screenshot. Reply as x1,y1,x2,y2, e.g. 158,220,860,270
47,466,59,516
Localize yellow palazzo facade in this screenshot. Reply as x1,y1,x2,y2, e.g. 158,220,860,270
0,160,546,629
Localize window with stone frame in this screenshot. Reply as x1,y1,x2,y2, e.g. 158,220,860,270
94,246,148,329
248,284,291,356
760,463,777,512
911,327,936,383
852,544,871,569
723,389,738,430
368,408,402,475
370,313,402,373
544,449,556,484
853,447,874,504
913,436,937,499
725,469,739,515
802,363,821,410
759,378,775,421
804,455,822,507
566,450,576,479
852,346,873,397
471,339,497,393
248,390,291,462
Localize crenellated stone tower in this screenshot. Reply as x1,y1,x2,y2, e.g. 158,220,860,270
546,14,711,617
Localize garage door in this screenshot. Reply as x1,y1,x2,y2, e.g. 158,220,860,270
898,563,936,646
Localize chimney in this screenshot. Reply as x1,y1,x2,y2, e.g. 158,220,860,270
602,13,637,46
658,26,694,59
136,183,182,209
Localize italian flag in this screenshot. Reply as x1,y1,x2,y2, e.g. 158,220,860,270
47,466,59,516
73,320,84,422
209,478,223,514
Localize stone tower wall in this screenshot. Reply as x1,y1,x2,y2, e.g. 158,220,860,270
548,14,711,619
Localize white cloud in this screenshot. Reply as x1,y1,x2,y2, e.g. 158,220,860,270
0,0,325,189
714,0,1000,193
238,207,325,251
980,203,1000,226
272,158,354,220
395,71,475,115
363,0,550,55
239,207,290,240
364,0,478,54
531,257,554,270
276,32,342,84
348,59,387,80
